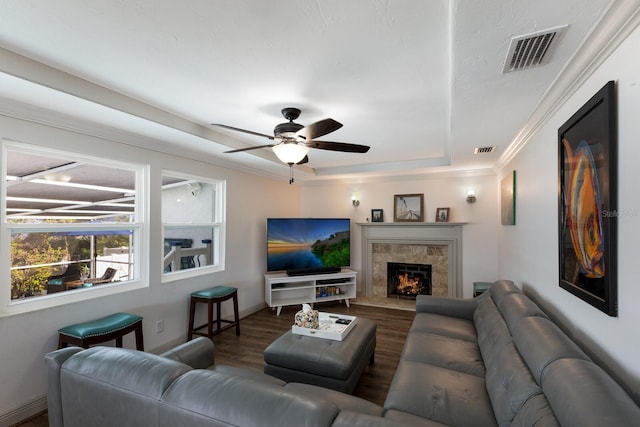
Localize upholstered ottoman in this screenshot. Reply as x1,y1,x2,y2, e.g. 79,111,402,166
263,317,376,394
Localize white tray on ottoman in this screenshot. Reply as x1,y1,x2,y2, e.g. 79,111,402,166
292,312,356,341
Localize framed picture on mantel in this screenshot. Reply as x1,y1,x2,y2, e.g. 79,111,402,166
371,209,384,222
435,207,450,222
394,194,424,222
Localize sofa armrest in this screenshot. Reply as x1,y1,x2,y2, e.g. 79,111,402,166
45,347,84,427
159,337,214,369
415,295,478,320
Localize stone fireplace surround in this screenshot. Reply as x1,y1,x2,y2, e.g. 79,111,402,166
359,223,464,299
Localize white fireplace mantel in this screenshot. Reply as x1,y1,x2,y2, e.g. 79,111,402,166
358,222,466,298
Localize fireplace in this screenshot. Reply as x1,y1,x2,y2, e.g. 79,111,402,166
387,262,432,299
360,223,464,299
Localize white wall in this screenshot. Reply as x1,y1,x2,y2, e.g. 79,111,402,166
0,113,301,423
498,24,640,400
301,173,500,296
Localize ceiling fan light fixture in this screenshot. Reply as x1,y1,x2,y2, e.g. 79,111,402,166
272,143,310,165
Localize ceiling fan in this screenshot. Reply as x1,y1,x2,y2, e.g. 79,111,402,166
213,108,370,182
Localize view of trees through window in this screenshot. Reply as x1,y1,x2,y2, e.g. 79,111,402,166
11,231,133,299
4,146,140,300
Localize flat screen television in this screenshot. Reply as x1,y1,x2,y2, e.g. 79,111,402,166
266,218,351,275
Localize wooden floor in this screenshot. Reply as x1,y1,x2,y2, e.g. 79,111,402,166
15,301,414,426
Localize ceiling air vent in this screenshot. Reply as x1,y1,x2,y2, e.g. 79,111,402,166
474,146,496,154
502,25,568,73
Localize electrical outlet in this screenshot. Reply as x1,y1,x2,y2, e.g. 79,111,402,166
155,320,164,334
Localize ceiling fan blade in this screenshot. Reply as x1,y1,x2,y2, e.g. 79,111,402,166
297,155,309,165
296,118,342,140
224,144,275,154
306,140,370,153
212,124,275,140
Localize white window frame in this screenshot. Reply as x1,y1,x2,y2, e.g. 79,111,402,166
1,140,149,316
161,170,225,283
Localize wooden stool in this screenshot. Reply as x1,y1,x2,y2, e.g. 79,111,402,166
188,286,240,340
58,312,144,350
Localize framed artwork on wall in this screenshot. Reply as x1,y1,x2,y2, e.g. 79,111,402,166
371,209,384,222
501,171,516,225
435,207,450,222
394,194,424,222
558,80,617,316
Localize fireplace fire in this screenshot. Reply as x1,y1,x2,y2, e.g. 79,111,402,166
387,262,432,299
397,273,423,294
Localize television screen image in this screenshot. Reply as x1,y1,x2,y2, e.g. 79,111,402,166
266,218,351,273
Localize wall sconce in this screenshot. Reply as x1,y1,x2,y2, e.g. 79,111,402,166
351,195,360,207
466,189,477,204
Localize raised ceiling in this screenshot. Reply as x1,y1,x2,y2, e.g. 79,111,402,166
0,0,621,183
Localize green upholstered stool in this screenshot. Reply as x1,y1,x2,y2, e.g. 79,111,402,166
473,281,493,297
188,286,240,340
58,312,144,350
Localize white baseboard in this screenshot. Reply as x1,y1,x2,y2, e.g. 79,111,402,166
241,302,267,319
0,395,46,427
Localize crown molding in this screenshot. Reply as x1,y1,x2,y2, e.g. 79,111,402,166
302,166,495,187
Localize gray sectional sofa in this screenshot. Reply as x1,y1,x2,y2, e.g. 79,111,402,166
45,280,640,426
384,279,640,426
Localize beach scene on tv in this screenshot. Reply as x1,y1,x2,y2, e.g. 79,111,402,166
267,218,350,272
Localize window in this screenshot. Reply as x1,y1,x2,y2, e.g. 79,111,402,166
2,142,145,312
162,171,225,280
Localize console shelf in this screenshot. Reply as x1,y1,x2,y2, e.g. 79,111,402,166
265,269,357,316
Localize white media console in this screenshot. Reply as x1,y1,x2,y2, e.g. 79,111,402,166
264,269,357,315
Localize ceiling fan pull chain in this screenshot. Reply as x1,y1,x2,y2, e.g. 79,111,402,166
289,164,294,184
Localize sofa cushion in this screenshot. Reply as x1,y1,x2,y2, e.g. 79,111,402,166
212,364,286,385
410,312,478,342
483,340,543,426
60,347,192,427
511,316,590,384
401,331,485,377
415,295,478,320
333,411,427,427
511,394,560,427
383,410,451,426
542,359,640,426
488,280,521,306
160,369,339,427
384,360,497,427
474,295,546,426
474,296,514,365
497,293,548,330
285,382,384,417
